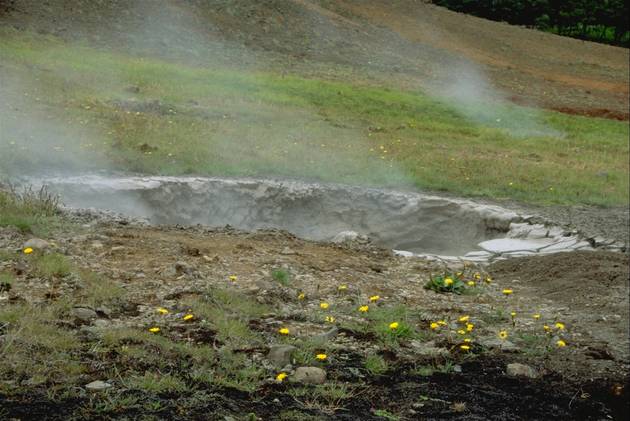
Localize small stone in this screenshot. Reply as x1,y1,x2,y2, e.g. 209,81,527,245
174,261,194,275
267,345,297,368
71,307,97,323
410,340,449,358
312,327,339,342
85,380,112,391
93,319,109,328
23,238,51,250
506,363,539,379
280,246,296,255
479,337,519,352
292,367,326,384
331,231,360,243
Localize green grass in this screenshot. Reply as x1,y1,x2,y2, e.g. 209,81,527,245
1,28,628,206
364,353,389,375
272,268,291,286
0,186,61,235
32,253,73,278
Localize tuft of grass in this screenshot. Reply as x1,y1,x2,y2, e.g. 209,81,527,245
366,305,421,347
78,270,124,306
126,372,189,394
424,273,468,294
373,409,401,420
0,186,61,235
32,253,73,279
364,353,389,376
0,272,15,291
288,383,356,414
0,303,84,391
271,268,291,286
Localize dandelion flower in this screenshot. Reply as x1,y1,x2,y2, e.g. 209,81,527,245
510,312,516,318
466,323,474,332
228,275,238,282
474,273,481,280
543,325,551,332
389,322,399,330
438,320,447,326
320,302,329,310
458,315,470,323
460,345,471,351
278,327,290,335
467,281,476,287
502,289,513,295
316,353,327,361
338,285,348,291
554,322,565,330
444,278,454,286
457,329,466,335
359,305,369,313
148,327,160,333
463,338,472,343
23,247,33,254
157,308,169,315
556,339,567,347
325,316,336,323
369,295,380,302
533,313,541,320
297,292,305,300
498,330,508,340
484,276,492,283
183,314,194,321
430,322,440,330
276,372,287,382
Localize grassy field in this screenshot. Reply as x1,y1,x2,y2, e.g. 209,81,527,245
1,29,628,206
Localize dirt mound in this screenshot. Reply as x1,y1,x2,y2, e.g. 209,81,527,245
1,0,627,119
488,251,628,300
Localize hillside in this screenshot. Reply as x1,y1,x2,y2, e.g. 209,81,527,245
1,0,628,119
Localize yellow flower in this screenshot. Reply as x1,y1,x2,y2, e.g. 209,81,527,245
228,275,238,282
474,273,481,280
460,344,471,351
466,323,474,332
456,272,463,277
319,302,329,310
444,278,453,286
278,327,290,335
457,329,466,335
369,295,380,302
437,320,447,326
484,276,492,283
389,322,399,330
316,353,327,361
157,308,169,315
467,281,476,287
148,327,160,333
498,330,508,340
556,339,567,347
276,372,287,382
510,312,516,318
458,315,469,323
338,285,348,291
325,316,336,323
23,247,33,254
554,322,565,330
430,322,439,330
533,313,541,320
183,314,194,321
297,292,305,300
502,289,513,295
463,338,472,343
359,305,369,313
543,325,551,332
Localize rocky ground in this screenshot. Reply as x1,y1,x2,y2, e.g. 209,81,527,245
0,207,628,420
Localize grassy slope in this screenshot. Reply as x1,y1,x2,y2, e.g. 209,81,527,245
0,29,628,206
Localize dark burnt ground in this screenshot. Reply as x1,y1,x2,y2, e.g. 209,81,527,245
0,354,627,420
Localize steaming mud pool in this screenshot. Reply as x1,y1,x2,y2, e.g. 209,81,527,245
29,175,624,263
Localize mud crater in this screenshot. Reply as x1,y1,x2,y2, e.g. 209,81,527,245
25,175,619,259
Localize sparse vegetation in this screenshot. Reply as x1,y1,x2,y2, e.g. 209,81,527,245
364,353,389,375
272,268,291,286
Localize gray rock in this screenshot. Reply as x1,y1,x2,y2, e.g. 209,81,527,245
85,380,112,391
280,247,296,255
331,231,360,243
93,319,110,328
410,340,449,358
312,327,338,342
72,307,97,323
292,367,326,384
479,337,520,352
506,363,539,379
267,345,297,368
23,238,51,250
